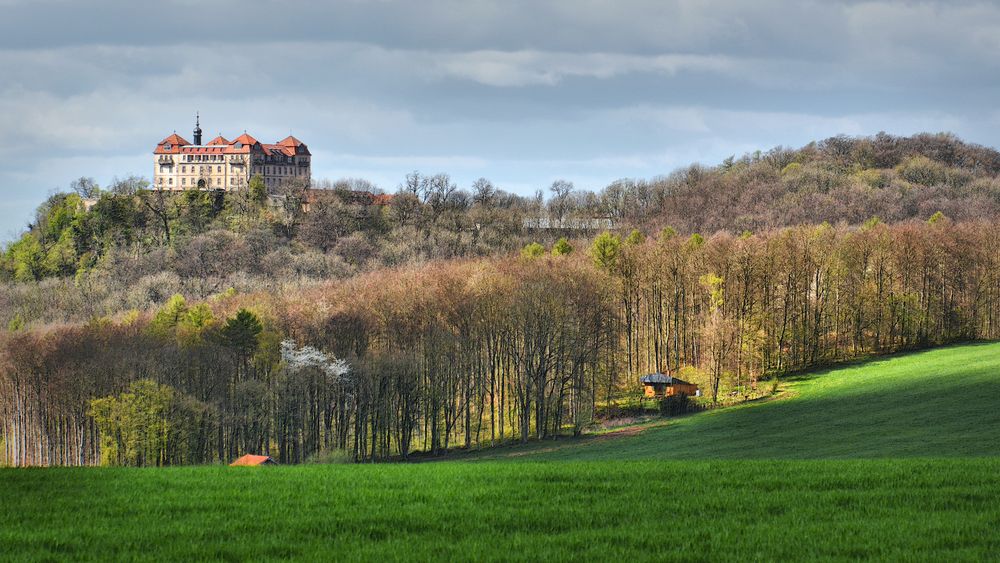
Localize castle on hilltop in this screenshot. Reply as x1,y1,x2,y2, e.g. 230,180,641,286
153,115,311,191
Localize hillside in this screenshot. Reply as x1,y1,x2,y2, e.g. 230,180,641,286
4,132,1000,327
6,219,1000,467
464,343,1000,461
2,344,999,560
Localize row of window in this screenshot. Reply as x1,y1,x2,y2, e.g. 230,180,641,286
176,154,306,164
158,154,248,163
264,166,302,175
157,176,245,186
180,165,224,173
156,167,306,177
158,164,306,174
184,154,228,162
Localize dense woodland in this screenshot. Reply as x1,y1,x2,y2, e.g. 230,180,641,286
4,132,1000,466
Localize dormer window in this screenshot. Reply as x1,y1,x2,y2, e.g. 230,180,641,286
163,143,171,151
234,142,243,149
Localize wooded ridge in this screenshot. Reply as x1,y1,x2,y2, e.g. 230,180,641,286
4,131,1000,333
3,217,998,465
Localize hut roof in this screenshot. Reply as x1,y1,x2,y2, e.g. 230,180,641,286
230,454,277,466
640,373,671,384
640,373,694,386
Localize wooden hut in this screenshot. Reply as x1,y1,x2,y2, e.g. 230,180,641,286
640,373,699,398
230,454,278,466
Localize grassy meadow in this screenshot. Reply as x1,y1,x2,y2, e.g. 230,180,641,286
3,343,1000,560
2,459,999,561
466,343,1000,461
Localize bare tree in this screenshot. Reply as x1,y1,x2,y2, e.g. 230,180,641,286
109,175,150,196
70,177,100,199
548,179,575,224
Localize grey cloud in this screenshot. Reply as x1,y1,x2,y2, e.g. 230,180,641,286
0,0,999,239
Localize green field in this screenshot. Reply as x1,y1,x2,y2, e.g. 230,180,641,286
466,343,1000,461
2,343,1000,561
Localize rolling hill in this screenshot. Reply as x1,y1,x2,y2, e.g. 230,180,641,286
463,342,1000,461
2,343,999,560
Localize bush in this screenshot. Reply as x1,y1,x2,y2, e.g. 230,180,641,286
521,242,545,258
896,155,948,186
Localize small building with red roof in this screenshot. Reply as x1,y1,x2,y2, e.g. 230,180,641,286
153,114,311,191
230,454,278,466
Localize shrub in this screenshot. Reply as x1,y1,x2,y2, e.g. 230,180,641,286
552,238,573,256
521,242,545,258
896,155,948,186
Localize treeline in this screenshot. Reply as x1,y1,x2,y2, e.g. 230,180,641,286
6,132,1000,330
3,217,999,466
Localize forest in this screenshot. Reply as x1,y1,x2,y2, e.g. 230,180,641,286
3,132,1000,466
3,217,999,465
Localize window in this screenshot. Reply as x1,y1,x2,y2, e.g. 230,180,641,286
216,178,221,185
164,143,171,151
158,177,163,185
169,178,173,185
181,165,186,173
182,178,187,185
217,166,222,172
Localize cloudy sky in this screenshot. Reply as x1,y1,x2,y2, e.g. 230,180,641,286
1,0,999,239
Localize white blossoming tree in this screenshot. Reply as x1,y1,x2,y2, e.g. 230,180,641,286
277,340,352,462
280,339,351,381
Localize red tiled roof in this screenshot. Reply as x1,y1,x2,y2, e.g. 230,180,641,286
230,132,259,146
261,143,294,157
158,133,190,146
154,133,192,154
230,454,276,466
154,131,310,156
278,135,311,155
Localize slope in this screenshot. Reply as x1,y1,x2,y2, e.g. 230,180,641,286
464,342,1000,461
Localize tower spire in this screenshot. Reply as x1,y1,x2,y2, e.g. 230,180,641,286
193,112,203,145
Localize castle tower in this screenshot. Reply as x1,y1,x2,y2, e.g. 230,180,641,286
193,112,203,146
